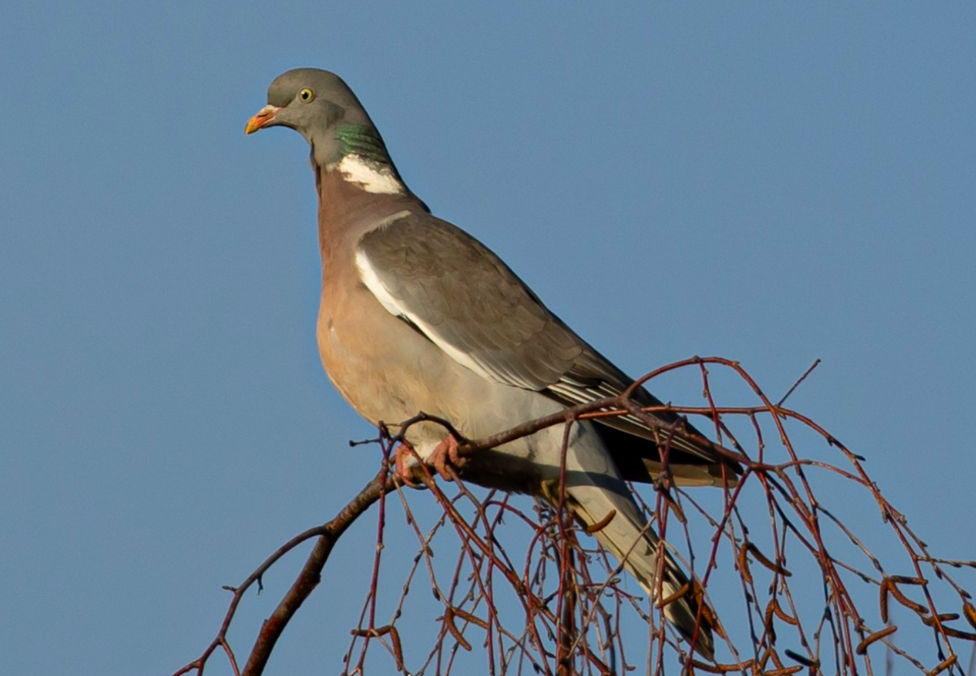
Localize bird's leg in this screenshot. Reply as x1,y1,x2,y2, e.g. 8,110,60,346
393,435,466,485
430,434,466,482
392,442,426,488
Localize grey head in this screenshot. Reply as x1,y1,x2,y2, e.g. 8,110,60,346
246,68,397,174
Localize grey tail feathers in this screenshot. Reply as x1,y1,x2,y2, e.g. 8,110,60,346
564,476,718,660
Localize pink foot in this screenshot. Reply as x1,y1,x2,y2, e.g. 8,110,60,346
393,443,425,488
392,436,466,486
430,435,465,481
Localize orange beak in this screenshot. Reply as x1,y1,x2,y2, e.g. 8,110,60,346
245,104,282,135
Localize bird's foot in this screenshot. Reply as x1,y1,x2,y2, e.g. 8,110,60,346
430,434,466,482
392,435,466,486
392,443,426,488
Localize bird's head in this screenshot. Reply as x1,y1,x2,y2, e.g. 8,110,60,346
245,68,392,172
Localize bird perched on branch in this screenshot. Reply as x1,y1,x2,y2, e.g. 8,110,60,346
246,68,740,660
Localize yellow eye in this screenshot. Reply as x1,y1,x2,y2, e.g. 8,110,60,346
299,88,315,102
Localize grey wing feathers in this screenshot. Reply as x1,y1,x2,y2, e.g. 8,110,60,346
356,211,736,473
357,212,584,389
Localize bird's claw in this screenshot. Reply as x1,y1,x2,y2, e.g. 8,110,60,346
430,434,466,481
392,435,465,487
393,443,426,488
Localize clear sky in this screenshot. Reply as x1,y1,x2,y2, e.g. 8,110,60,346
2,2,974,674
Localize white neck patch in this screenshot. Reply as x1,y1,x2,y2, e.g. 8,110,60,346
337,154,405,195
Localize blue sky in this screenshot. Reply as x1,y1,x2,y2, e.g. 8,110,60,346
2,2,974,674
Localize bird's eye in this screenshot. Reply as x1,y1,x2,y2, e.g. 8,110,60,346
299,88,315,102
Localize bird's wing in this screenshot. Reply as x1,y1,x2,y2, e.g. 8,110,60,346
355,211,734,473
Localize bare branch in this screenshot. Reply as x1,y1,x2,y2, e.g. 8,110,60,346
173,357,976,676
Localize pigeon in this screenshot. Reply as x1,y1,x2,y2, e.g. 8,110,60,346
246,68,739,659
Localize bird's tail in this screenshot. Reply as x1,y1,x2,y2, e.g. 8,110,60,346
563,474,719,660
